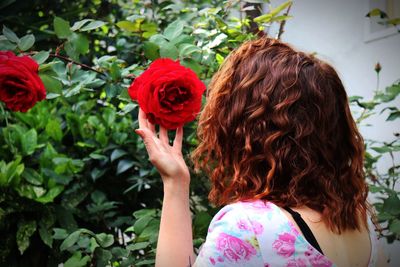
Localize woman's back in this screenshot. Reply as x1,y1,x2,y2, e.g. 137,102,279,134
194,200,379,267
281,205,373,267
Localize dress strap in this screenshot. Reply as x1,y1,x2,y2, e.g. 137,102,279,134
284,206,324,255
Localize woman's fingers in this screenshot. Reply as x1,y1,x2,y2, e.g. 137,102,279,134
173,127,183,151
148,121,156,137
159,126,169,145
138,108,156,137
135,128,158,160
138,108,148,129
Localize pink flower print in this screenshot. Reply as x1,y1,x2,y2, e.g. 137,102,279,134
309,254,332,267
272,232,296,258
216,233,257,262
209,257,216,265
217,256,224,262
304,245,315,257
215,210,228,221
237,219,264,235
237,219,252,231
250,220,264,235
286,258,307,267
246,200,273,210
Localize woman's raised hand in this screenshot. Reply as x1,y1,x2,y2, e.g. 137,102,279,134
135,108,190,187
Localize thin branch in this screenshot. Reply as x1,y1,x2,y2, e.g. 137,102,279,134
48,53,106,76
277,3,292,40
26,50,106,76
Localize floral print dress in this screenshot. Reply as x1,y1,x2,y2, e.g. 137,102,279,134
193,200,378,267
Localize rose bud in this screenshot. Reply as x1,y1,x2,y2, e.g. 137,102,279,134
374,62,381,73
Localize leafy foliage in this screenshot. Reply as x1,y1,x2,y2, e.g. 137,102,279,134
350,79,400,243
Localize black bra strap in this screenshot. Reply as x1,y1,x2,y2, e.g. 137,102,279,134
283,206,324,255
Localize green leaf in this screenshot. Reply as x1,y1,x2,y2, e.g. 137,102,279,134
141,22,158,38
17,34,35,51
269,0,292,17
111,149,127,162
193,211,212,236
91,168,107,181
2,25,19,43
35,185,64,203
181,58,202,76
369,184,384,193
110,61,121,81
94,248,112,267
389,219,400,235
216,53,224,65
116,159,135,175
136,259,155,266
60,230,81,251
39,74,63,93
69,33,89,54
388,18,400,26
53,228,68,239
0,38,17,50
164,20,184,40
64,251,90,267
32,51,50,64
71,19,93,31
3,156,24,186
383,194,400,216
179,43,201,57
116,21,138,32
387,111,400,121
126,241,150,251
46,119,63,142
105,84,123,98
21,129,37,156
159,42,179,59
54,17,72,38
366,8,388,18
143,41,160,60
133,216,153,234
16,220,37,254
22,168,43,185
39,224,53,248
133,209,156,219
80,20,105,31
95,233,114,248
149,34,168,46
371,146,392,154
111,247,129,259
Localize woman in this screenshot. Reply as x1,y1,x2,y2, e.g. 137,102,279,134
135,38,387,267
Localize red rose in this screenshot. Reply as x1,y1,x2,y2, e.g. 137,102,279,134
128,58,206,130
0,51,46,112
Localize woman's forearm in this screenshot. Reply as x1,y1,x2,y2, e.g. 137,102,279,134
155,180,195,267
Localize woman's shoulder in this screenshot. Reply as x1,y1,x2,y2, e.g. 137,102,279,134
194,200,300,266
212,199,282,222
207,199,286,236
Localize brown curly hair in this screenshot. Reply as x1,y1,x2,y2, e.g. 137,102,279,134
192,37,369,233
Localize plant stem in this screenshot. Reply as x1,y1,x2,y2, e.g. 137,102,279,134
277,3,292,40
0,104,9,126
48,53,106,76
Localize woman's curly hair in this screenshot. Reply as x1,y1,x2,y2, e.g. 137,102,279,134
192,37,369,233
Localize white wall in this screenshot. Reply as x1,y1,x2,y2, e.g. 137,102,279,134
267,0,400,265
